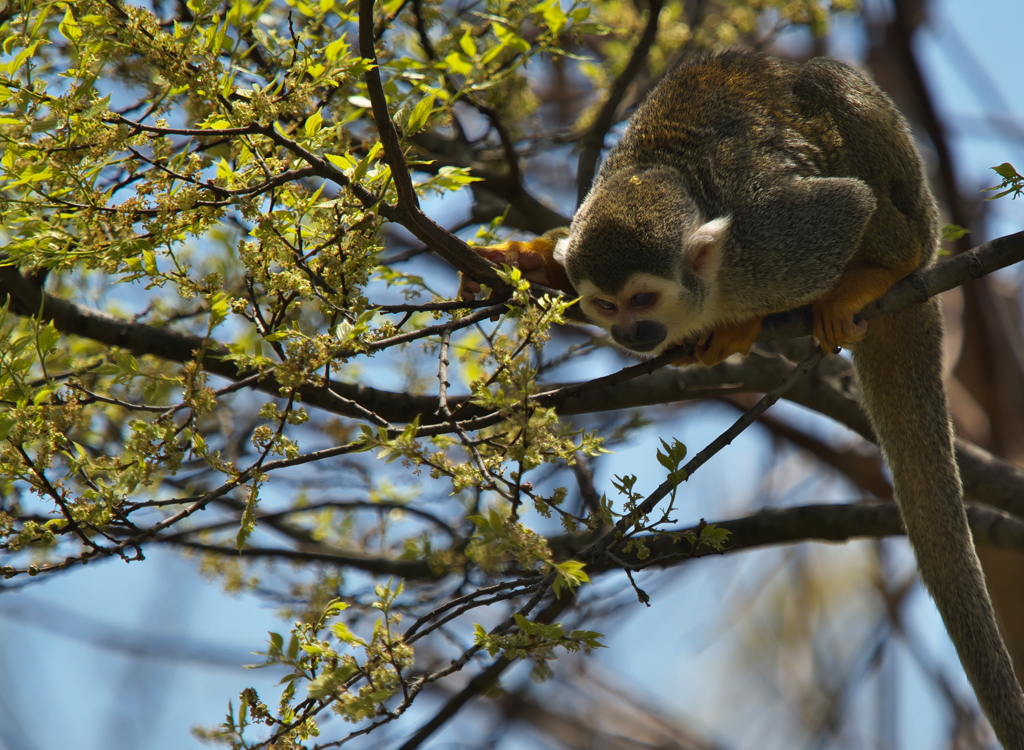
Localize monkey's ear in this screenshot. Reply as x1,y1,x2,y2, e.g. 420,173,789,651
685,217,730,281
552,237,570,267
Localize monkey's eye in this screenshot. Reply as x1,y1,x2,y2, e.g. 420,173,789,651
593,299,617,313
630,293,655,308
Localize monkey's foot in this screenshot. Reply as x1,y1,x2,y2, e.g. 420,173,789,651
813,295,868,353
696,318,762,366
812,259,922,352
458,236,571,301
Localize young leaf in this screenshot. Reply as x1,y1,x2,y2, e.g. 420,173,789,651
406,93,435,135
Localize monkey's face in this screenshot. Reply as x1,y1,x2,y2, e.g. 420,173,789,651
564,214,733,358
574,273,716,357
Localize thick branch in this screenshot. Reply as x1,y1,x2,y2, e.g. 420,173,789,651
569,502,1024,574
1,231,1022,431
162,498,1024,583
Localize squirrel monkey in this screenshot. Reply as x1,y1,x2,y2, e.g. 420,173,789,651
463,50,1024,746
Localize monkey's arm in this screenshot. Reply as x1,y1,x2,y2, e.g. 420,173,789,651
458,228,574,301
695,176,878,365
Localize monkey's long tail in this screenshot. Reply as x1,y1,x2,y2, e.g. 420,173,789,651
855,298,1024,749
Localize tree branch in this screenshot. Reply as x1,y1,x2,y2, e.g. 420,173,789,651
567,502,1024,574
355,0,502,284
1,231,1022,431
575,0,665,202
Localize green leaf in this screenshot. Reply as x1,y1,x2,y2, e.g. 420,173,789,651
331,622,365,645
992,162,1020,180
2,42,41,77
82,94,111,121
36,322,60,353
209,19,228,55
352,141,383,182
7,164,53,187
942,224,969,242
0,415,17,441
459,28,477,57
406,93,435,135
444,51,473,77
59,8,82,43
113,350,139,374
699,524,732,550
208,291,230,327
32,384,60,406
304,109,324,136
532,0,568,36
493,23,531,53
236,488,259,550
551,559,590,597
326,152,358,170
325,37,349,62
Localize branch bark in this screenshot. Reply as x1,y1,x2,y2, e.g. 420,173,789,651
561,502,1024,574
355,0,502,284
3,231,1021,426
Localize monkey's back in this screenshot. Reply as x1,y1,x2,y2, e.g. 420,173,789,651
604,52,831,215
602,49,938,273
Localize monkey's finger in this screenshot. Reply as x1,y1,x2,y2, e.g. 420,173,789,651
843,319,869,348
695,334,727,366
458,276,482,301
815,312,866,353
672,354,699,366
512,252,559,288
515,252,545,270
476,249,509,263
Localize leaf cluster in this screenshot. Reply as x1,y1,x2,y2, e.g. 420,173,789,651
0,0,867,746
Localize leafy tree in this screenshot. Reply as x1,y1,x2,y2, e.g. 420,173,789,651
1,0,1023,748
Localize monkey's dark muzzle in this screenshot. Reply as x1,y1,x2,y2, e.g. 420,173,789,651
611,320,667,352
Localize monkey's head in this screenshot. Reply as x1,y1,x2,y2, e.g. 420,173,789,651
555,166,731,357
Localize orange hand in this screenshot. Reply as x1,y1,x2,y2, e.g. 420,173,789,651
695,317,763,366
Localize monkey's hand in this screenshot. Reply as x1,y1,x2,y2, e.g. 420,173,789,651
694,317,763,366
458,230,573,302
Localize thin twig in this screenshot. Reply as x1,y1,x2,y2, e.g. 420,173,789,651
581,346,828,562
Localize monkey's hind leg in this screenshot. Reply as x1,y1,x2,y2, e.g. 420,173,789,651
813,256,919,352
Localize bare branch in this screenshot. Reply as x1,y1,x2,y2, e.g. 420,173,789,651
576,0,666,201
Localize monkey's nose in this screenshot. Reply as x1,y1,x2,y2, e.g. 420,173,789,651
611,320,667,352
